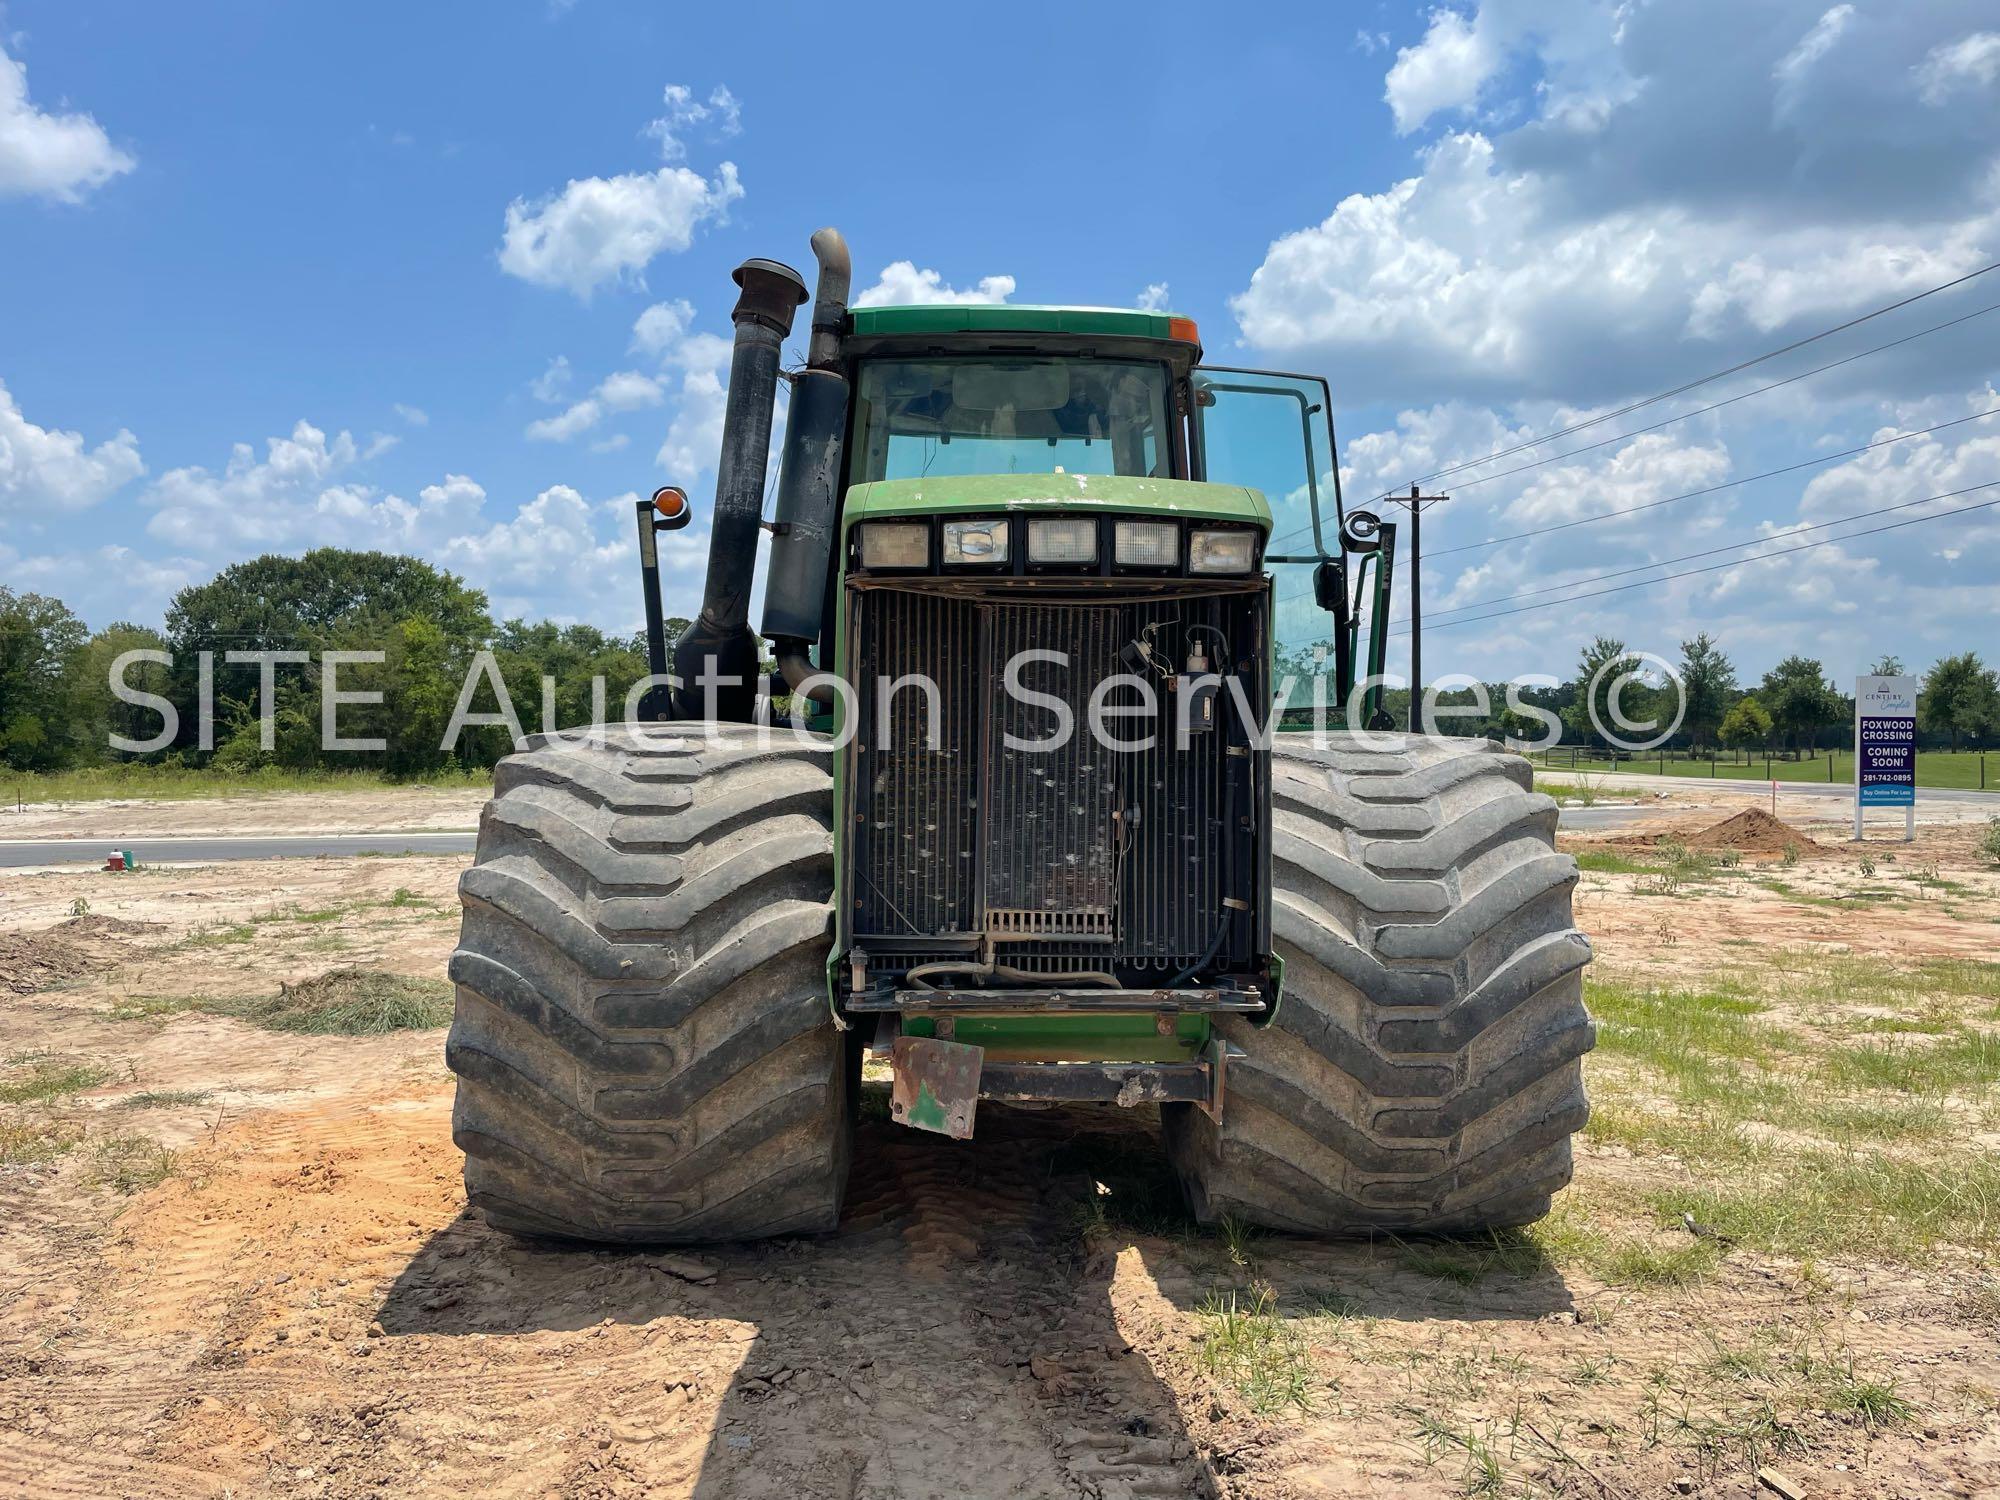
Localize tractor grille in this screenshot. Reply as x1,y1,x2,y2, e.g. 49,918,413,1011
850,586,1231,981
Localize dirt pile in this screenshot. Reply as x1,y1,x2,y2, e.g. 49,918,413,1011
51,914,161,939
1682,807,1823,856
0,930,97,995
0,915,164,995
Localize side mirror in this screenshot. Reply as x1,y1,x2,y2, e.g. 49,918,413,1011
1313,558,1344,611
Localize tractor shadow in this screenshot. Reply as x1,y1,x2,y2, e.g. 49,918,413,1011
378,1101,1577,1495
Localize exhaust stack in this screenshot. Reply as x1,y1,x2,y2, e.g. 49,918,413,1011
669,257,808,721
766,228,853,704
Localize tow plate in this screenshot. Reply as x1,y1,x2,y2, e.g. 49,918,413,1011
889,1035,984,1139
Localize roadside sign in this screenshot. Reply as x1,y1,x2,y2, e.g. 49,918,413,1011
1854,674,1916,841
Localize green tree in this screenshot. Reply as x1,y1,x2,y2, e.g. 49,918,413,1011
1919,652,1999,751
1561,636,1631,749
0,588,89,770
73,622,174,760
1677,632,1737,752
1719,694,1772,754
1757,655,1841,755
164,550,494,765
1867,654,1906,677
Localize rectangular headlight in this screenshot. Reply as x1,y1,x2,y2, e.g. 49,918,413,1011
1189,529,1255,574
941,518,1009,565
1113,520,1177,567
858,521,928,569
1028,517,1097,563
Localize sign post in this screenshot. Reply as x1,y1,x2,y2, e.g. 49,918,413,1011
1854,675,1916,842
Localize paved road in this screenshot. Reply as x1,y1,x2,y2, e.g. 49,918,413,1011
2,805,1670,868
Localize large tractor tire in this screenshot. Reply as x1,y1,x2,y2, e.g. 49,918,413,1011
1166,733,1593,1234
445,723,850,1243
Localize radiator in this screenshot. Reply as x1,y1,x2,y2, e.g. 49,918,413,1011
850,587,1231,981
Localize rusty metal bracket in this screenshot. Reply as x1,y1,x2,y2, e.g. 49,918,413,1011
889,1035,983,1139
1199,1038,1245,1124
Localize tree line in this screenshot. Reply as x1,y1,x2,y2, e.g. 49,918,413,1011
0,550,686,776
4,548,1995,775
1284,630,1999,755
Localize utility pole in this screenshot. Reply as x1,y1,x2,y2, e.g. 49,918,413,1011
1387,483,1451,733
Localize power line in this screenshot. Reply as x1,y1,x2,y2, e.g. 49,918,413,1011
1271,406,2000,612
1364,257,2000,501
1425,406,1998,558
1411,478,2000,626
1265,294,2000,551
1399,487,2000,635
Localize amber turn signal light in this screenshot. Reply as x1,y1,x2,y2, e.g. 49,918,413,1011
650,485,692,530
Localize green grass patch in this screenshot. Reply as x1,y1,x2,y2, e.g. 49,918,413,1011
109,969,451,1035
1652,1151,2000,1259
1823,1029,2000,1093
86,1132,180,1193
1574,849,1658,875
228,969,452,1034
1529,748,1992,791
3,763,489,805
0,1059,112,1104
1596,1236,1722,1288
1196,1286,1318,1413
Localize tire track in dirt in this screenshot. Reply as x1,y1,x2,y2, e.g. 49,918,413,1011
3,1078,1225,1499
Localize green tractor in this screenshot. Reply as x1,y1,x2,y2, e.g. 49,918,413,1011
444,229,1593,1242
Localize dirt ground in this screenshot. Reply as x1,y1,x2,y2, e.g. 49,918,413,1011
0,786,487,841
3,794,1998,1499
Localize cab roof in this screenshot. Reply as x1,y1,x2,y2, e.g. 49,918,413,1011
845,303,1198,348
842,305,1204,376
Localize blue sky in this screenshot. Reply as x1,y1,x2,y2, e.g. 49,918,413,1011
2,0,1996,686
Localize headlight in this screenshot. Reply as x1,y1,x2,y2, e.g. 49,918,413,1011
1113,520,1177,567
1028,517,1097,564
858,522,928,569
942,518,1009,565
1189,529,1256,574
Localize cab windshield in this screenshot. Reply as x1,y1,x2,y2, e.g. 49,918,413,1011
851,357,1172,482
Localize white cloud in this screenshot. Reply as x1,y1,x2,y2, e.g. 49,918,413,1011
141,421,484,557
1233,3,2000,405
643,84,740,161
1136,282,1170,312
654,366,727,478
853,261,1016,307
1385,9,1500,134
393,403,430,427
524,371,665,442
530,355,572,404
1916,31,2000,105
498,162,744,299
595,370,665,411
525,398,602,442
0,40,134,202
1503,432,1731,527
438,484,651,624
0,379,144,511
631,298,695,356
1774,5,1854,94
